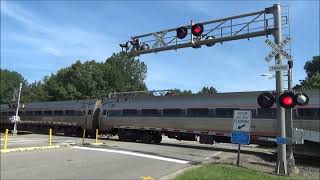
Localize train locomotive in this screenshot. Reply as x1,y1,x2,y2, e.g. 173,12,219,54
0,90,319,145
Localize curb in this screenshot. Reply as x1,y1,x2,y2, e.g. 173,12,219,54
160,165,200,180
91,142,104,145
0,145,68,153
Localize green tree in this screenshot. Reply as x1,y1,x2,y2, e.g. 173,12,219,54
304,56,320,78
24,81,49,102
106,52,147,93
197,86,217,94
42,52,147,100
173,89,193,95
0,69,28,104
295,56,320,90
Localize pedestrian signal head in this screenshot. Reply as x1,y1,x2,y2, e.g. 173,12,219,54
257,92,275,108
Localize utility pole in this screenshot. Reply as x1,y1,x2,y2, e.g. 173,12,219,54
273,4,288,175
12,83,22,136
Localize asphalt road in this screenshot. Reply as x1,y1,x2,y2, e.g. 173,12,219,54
1,147,189,179
0,134,227,179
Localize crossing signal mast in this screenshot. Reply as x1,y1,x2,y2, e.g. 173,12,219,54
119,4,301,175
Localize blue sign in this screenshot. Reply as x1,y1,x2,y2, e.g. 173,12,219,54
231,131,250,145
276,136,286,144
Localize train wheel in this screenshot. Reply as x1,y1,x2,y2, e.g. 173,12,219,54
141,132,153,144
153,134,162,144
64,128,73,137
76,128,83,137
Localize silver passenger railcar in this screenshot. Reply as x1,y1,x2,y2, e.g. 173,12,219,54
99,90,319,144
0,100,101,136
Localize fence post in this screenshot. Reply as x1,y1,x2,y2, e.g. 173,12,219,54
49,128,52,147
4,129,9,150
82,129,86,145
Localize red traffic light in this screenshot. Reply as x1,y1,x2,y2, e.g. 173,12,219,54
257,92,275,108
176,27,188,39
191,23,204,36
279,91,296,108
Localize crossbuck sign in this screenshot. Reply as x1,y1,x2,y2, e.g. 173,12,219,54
152,31,168,49
265,37,292,62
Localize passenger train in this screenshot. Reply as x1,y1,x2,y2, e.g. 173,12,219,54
0,90,319,145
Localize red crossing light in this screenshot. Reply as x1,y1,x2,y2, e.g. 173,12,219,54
279,91,296,109
257,92,275,109
191,23,204,36
176,27,188,39
282,96,293,106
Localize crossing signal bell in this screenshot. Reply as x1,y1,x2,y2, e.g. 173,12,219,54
296,92,309,106
191,23,204,36
257,92,275,108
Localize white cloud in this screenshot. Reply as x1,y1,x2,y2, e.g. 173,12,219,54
1,1,117,61
1,1,51,32
42,47,63,57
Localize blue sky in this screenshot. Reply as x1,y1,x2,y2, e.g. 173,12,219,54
1,0,319,93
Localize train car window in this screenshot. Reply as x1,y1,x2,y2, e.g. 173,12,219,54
102,110,107,116
296,108,319,120
74,110,84,116
187,108,209,117
8,111,15,115
65,110,76,116
54,110,64,116
123,109,138,116
26,111,33,116
18,111,25,116
87,110,92,115
107,110,122,117
163,109,185,117
141,109,160,116
44,111,53,116
141,109,159,116
215,108,239,118
257,108,276,118
34,111,42,116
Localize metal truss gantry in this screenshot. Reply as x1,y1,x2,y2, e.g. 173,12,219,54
120,6,288,57
119,4,290,175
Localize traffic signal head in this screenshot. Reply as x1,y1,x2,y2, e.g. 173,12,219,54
176,27,188,39
279,91,296,109
257,92,275,108
191,23,204,36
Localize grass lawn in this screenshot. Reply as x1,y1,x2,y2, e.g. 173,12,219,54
175,164,298,180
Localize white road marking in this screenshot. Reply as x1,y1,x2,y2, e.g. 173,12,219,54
72,146,189,164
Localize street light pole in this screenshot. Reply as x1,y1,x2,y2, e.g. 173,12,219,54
273,3,288,175
12,83,22,136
